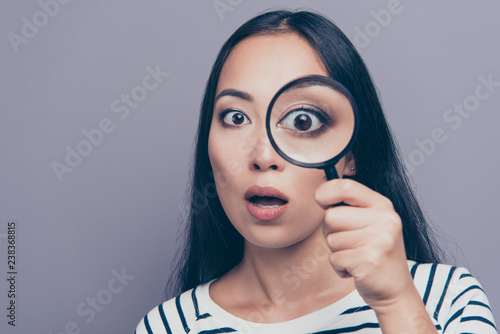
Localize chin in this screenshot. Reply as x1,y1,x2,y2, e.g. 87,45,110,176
239,222,321,250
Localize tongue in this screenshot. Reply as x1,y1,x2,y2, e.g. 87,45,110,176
251,196,286,206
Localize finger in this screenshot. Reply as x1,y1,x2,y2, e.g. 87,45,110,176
326,230,366,252
315,179,393,209
329,249,360,279
323,205,382,233
323,205,401,234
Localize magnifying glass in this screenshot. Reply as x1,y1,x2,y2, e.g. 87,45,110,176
266,75,360,180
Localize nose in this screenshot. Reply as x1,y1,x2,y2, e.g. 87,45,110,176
248,129,285,172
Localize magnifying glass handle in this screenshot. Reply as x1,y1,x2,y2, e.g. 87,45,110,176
324,165,347,207
324,165,339,180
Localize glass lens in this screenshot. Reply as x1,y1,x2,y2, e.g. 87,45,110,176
269,79,356,164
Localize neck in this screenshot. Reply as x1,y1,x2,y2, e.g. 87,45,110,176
233,229,354,305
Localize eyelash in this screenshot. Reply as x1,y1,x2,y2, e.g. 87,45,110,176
218,109,250,127
293,106,328,122
279,106,331,137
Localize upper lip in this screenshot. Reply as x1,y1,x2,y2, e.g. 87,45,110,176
244,185,288,202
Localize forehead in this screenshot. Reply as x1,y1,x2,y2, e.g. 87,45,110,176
216,33,328,102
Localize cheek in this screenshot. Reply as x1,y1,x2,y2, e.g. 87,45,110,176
208,124,255,182
208,131,252,230
291,168,326,213
208,132,227,190
208,129,245,202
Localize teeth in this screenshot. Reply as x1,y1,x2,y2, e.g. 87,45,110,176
254,204,281,209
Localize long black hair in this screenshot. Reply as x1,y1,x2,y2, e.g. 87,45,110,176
167,9,443,297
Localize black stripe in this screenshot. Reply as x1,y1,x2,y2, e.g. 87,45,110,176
460,273,473,279
176,295,191,333
198,328,237,334
443,307,465,332
313,322,379,333
468,300,492,311
144,314,154,334
159,304,172,334
410,262,419,279
460,316,497,330
192,287,211,320
452,285,484,306
434,266,456,320
422,263,437,305
340,305,371,315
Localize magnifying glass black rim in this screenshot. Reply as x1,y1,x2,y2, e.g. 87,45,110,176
266,75,361,169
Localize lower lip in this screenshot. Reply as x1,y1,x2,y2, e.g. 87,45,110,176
245,200,288,221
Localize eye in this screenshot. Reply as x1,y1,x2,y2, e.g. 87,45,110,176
278,107,328,136
220,110,250,126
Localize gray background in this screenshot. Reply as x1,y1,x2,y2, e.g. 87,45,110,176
1,1,499,333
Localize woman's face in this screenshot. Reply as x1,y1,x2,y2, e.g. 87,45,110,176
208,33,349,249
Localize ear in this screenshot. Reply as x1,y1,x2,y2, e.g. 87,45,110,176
343,151,356,176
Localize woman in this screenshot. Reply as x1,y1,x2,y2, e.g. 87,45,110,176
135,10,496,333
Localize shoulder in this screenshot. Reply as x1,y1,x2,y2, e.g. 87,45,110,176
407,261,497,333
135,282,215,334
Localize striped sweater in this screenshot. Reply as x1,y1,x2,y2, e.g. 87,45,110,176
135,261,496,333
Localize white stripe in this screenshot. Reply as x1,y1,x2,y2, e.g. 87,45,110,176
135,262,496,333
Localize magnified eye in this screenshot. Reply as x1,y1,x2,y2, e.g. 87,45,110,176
221,110,250,126
278,107,327,135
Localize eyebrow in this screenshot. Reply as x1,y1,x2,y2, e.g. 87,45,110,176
214,89,253,104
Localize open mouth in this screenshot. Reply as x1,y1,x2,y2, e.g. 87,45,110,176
244,186,289,221
248,196,287,209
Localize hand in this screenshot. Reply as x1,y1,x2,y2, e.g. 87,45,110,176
315,178,415,310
